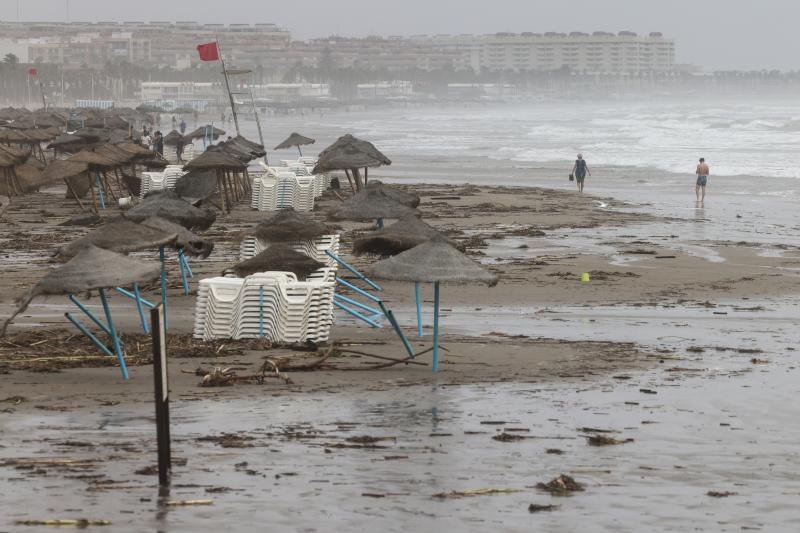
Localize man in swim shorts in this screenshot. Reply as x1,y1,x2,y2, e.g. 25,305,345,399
695,157,710,203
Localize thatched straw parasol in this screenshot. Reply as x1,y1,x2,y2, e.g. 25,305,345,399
353,214,460,257
0,144,31,165
230,244,324,279
163,130,189,146
12,162,44,192
184,149,248,212
370,236,498,372
329,187,416,221
275,132,315,156
186,125,225,140
68,149,118,169
244,208,330,242
1,245,162,336
184,150,246,170
141,216,214,258
174,169,217,203
366,180,420,208
126,190,217,230
312,134,390,191
57,216,178,259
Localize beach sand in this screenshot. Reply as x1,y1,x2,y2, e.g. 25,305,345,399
0,181,796,406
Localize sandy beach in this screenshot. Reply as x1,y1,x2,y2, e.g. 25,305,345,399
2,103,800,531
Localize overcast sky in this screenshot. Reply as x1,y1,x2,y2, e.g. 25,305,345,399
2,0,797,71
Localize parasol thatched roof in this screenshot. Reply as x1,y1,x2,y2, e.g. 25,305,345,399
125,190,217,231
12,163,45,192
186,125,225,140
140,216,214,258
184,149,246,170
1,245,162,336
275,132,315,150
57,216,178,258
67,149,118,168
173,168,218,203
136,104,164,113
48,133,87,149
0,144,31,165
244,208,330,242
230,244,324,279
353,214,461,257
370,236,498,286
312,134,391,174
163,130,188,146
366,180,420,208
329,187,416,221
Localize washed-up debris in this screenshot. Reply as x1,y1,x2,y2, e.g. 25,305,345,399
433,488,523,499
585,435,634,446
578,427,618,434
165,499,214,506
528,504,560,513
750,358,770,364
639,388,658,394
546,448,565,455
493,432,527,442
707,491,737,498
345,435,396,445
197,433,256,448
536,475,585,495
15,519,111,527
479,420,507,425
1,395,25,404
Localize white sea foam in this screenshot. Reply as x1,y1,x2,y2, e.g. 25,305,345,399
336,97,800,179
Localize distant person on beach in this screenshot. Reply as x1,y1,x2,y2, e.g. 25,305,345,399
153,131,164,156
571,154,591,193
695,157,710,203
179,118,187,134
171,115,177,129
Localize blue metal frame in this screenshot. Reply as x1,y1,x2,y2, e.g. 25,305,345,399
95,171,106,209
415,282,423,337
159,246,168,329
335,277,382,303
99,288,129,380
325,251,382,291
333,300,381,328
64,312,115,357
66,291,129,380
378,302,415,358
333,293,380,316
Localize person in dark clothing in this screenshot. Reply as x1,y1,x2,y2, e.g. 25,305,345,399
179,118,187,134
176,137,185,161
153,131,164,156
571,153,591,193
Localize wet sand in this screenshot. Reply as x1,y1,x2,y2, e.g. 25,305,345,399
1,173,799,531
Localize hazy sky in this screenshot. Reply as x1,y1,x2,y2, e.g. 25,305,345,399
2,0,798,71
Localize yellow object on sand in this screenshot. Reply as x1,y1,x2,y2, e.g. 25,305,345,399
581,272,590,283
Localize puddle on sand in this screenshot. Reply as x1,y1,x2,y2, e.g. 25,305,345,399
2,299,799,532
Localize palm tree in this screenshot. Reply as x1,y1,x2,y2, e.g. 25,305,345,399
2,53,19,66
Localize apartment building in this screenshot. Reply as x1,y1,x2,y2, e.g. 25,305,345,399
419,31,675,74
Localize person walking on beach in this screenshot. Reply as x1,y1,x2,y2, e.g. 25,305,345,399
179,118,187,134
695,157,710,203
571,154,591,193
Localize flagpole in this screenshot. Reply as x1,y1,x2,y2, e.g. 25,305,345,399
216,37,240,137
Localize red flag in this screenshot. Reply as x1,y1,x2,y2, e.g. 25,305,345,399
196,42,220,62
28,67,38,76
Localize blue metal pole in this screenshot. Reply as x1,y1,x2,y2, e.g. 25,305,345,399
333,300,381,328
68,294,112,337
180,251,194,278
159,246,168,330
178,252,190,295
432,282,440,373
133,283,148,334
64,312,115,357
415,282,423,337
325,251,382,291
333,293,380,315
378,301,415,358
95,172,106,209
115,287,156,309
335,277,381,303
98,288,129,380
259,286,265,338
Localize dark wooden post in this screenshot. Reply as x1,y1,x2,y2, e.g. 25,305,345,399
151,304,171,487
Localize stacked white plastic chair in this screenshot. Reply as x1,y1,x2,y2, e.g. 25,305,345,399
239,234,340,270
139,165,186,198
193,271,335,342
